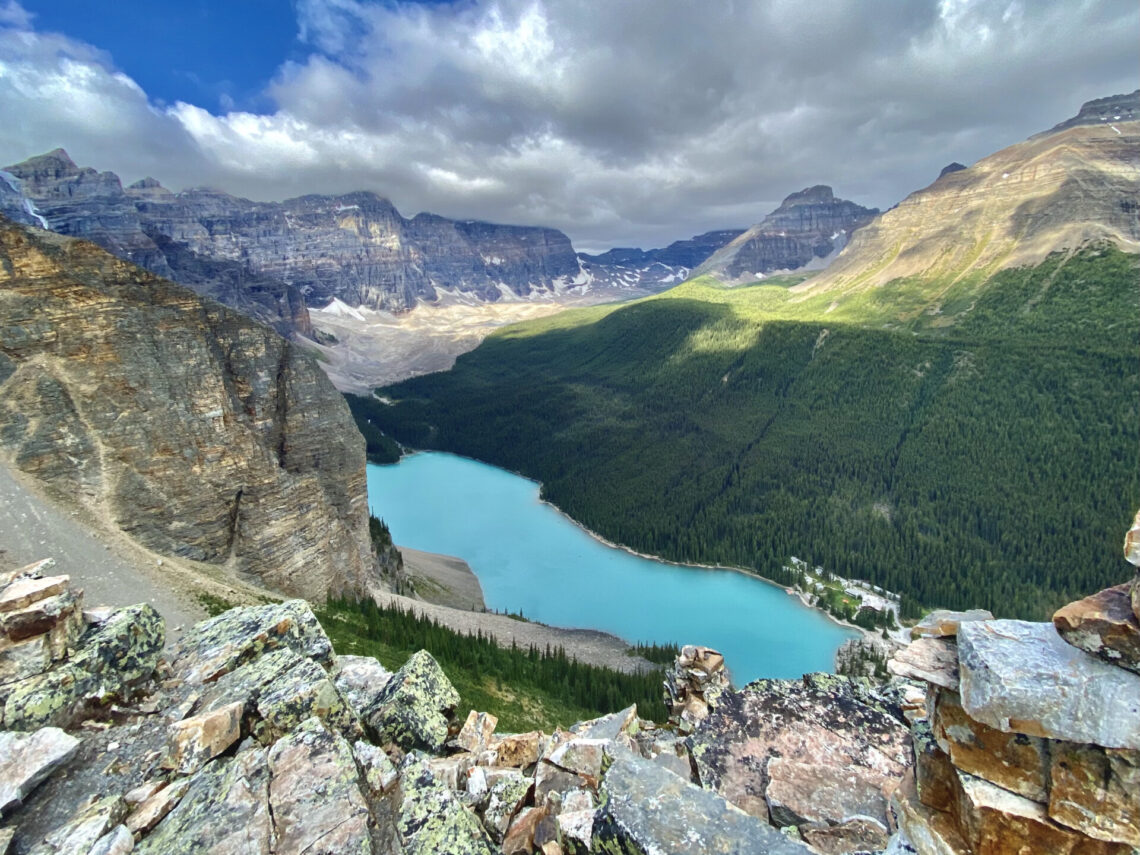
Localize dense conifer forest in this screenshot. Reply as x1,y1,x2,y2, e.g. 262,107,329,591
365,247,1140,620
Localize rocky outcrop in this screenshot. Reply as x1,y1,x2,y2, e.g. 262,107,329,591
0,218,376,601
2,150,585,332
798,92,1140,301
886,579,1140,854
1,562,163,731
662,644,729,733
695,186,878,282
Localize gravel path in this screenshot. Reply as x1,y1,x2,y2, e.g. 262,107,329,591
0,459,206,643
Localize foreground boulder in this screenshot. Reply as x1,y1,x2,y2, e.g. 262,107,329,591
368,649,459,752
686,672,911,845
0,728,80,815
593,752,812,854
1054,583,1140,674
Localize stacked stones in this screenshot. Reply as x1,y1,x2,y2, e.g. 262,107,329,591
663,644,730,732
888,560,1140,854
1,559,163,732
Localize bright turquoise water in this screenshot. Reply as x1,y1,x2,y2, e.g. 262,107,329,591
366,452,855,684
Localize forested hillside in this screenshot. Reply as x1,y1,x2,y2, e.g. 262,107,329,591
368,246,1139,620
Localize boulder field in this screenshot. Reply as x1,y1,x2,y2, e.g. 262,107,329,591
2,535,1139,853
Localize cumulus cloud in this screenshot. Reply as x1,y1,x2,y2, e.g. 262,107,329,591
0,0,1136,250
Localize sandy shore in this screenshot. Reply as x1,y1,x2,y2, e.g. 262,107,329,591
399,545,486,611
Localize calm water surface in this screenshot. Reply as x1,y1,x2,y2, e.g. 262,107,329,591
367,452,855,683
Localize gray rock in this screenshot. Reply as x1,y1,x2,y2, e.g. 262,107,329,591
368,650,459,752
592,752,812,854
0,727,81,814
353,740,397,795
888,637,960,690
134,748,273,854
569,704,637,741
391,755,495,855
169,601,332,686
28,795,126,855
87,825,133,855
267,717,373,855
957,619,1140,749
911,610,994,639
332,655,393,721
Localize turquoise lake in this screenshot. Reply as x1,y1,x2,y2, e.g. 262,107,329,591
366,452,855,684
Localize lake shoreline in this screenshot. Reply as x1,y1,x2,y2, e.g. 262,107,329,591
374,450,865,671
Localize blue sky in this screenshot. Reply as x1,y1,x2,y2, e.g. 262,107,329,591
1,1,1137,251
19,1,302,112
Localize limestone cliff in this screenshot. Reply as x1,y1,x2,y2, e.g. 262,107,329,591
2,149,584,331
0,217,375,601
695,185,878,282
797,92,1140,298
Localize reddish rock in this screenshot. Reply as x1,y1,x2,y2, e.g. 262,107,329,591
455,709,497,754
911,610,993,639
765,757,892,834
954,770,1129,855
0,575,70,614
163,701,243,775
912,720,957,812
1054,584,1140,674
495,731,544,768
931,688,1048,802
1049,742,1140,846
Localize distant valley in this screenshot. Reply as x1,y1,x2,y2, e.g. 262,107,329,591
364,93,1140,621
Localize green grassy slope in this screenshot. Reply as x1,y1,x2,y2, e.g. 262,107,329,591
370,247,1140,619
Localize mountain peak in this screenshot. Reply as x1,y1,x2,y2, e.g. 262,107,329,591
779,185,835,208
3,148,79,180
938,162,967,178
1039,89,1139,137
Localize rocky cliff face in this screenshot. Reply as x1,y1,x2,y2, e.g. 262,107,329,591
2,149,587,333
0,217,375,601
695,186,878,282
798,92,1140,298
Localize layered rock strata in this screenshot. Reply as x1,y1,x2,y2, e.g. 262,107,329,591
887,587,1140,854
798,92,1140,299
0,218,375,601
695,186,878,282
1,150,584,332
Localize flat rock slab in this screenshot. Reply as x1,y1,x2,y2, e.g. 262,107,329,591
911,610,993,639
1053,584,1140,674
0,727,80,814
888,637,960,690
593,752,812,854
957,620,1140,749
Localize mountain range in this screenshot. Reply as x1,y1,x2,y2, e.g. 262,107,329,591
0,150,878,341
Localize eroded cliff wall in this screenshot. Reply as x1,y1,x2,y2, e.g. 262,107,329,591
0,217,375,601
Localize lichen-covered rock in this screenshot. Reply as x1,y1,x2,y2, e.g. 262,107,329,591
87,825,133,855
134,748,273,855
0,728,80,815
911,720,956,813
267,717,373,855
911,610,994,639
390,755,495,855
3,603,163,730
163,701,243,775
1053,583,1140,674
1048,742,1140,846
930,688,1048,802
687,674,911,826
368,650,459,752
332,655,393,721
194,647,305,719
592,752,813,854
255,657,361,742
169,601,332,685
482,770,532,843
353,740,398,796
0,634,52,691
27,794,126,855
957,619,1140,749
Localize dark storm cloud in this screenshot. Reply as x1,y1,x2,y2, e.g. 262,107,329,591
0,0,1135,250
